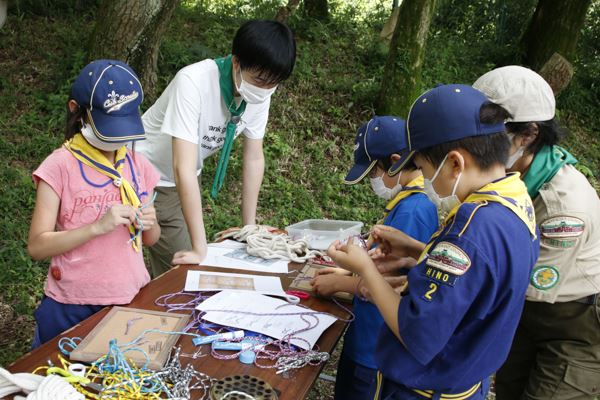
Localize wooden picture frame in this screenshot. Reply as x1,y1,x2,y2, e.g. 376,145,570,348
69,306,189,370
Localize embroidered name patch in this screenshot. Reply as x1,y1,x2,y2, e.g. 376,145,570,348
531,266,560,290
540,216,584,238
542,238,576,249
422,266,458,286
425,242,471,276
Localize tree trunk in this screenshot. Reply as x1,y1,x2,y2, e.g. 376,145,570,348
304,0,328,21
275,0,302,22
521,0,591,70
0,0,7,29
380,6,401,41
538,52,574,95
377,0,437,117
88,0,179,102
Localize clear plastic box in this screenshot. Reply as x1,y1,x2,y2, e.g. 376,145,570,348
285,219,364,250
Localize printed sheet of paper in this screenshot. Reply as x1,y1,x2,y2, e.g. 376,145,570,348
201,244,289,274
184,270,284,293
196,290,337,350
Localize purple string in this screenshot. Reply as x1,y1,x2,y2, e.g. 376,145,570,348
155,290,356,368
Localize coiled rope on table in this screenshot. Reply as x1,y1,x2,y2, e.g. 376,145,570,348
216,225,323,263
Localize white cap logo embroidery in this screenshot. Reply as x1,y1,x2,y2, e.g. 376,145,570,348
104,90,139,113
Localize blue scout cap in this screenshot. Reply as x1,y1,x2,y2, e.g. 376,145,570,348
344,116,408,184
388,84,506,175
71,59,145,143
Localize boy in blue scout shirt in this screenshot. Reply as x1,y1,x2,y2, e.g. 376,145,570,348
311,116,438,400
327,84,540,400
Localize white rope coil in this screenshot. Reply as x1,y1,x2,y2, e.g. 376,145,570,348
0,368,83,400
217,225,322,263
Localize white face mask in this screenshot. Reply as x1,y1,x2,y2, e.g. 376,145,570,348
235,67,277,104
370,171,403,200
505,133,525,169
423,154,462,222
81,120,126,152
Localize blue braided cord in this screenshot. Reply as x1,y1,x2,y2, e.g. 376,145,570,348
58,336,82,356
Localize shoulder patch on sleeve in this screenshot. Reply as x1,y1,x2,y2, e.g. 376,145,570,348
540,216,584,238
425,241,471,275
531,266,560,290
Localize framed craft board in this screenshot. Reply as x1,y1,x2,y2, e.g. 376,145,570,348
69,306,189,370
289,264,354,303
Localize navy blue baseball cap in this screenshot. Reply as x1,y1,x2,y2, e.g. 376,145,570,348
71,59,145,143
388,84,506,175
344,116,408,184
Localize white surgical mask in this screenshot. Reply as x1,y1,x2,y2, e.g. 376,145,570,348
505,133,525,169
235,67,277,104
423,154,462,222
81,120,126,152
370,171,403,200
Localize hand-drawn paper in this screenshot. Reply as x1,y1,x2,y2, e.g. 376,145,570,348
196,290,336,350
223,248,281,266
184,271,284,293
69,307,189,370
201,246,289,273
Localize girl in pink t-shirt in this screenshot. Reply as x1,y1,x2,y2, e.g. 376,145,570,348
28,60,161,347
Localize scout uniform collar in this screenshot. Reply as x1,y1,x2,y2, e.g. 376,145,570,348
523,145,577,199
383,176,425,218
447,173,537,238
419,173,536,263
211,55,247,199
64,133,142,251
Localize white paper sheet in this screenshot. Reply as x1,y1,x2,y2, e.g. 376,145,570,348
200,245,290,274
196,290,337,350
208,240,247,250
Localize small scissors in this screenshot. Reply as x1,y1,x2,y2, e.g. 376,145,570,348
285,290,310,302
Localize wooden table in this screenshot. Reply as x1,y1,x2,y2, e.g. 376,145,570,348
7,263,351,399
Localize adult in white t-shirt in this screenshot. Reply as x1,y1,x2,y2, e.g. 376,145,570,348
138,20,296,276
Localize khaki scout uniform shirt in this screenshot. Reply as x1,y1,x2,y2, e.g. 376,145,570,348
527,164,600,303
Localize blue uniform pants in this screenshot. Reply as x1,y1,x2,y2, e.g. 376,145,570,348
32,295,103,349
376,374,490,400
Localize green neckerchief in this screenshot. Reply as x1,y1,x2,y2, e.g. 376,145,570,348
523,145,577,199
211,55,247,198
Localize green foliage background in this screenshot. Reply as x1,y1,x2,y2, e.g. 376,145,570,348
1,0,599,379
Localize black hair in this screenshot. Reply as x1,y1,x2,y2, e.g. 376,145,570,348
418,103,511,170
65,97,86,141
232,20,296,85
505,119,567,155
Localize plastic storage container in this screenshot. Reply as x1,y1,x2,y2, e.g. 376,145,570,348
285,219,364,250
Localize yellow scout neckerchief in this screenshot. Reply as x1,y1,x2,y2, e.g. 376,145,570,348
64,133,141,251
418,173,536,262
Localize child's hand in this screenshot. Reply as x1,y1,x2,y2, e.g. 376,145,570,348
373,255,418,274
327,241,374,275
94,204,136,235
359,275,408,301
368,225,422,259
172,247,207,266
310,273,340,296
315,267,352,276
135,206,157,231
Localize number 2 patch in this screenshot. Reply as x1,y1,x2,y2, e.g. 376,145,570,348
423,282,438,301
